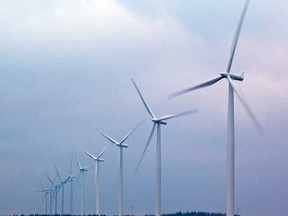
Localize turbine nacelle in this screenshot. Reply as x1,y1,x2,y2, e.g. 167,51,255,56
69,175,76,180
97,158,105,162
65,175,76,184
152,119,167,125
117,143,128,148
220,71,244,81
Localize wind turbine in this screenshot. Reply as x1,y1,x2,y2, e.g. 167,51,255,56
46,174,56,216
55,165,69,215
169,1,262,216
37,183,50,214
98,123,141,216
132,79,197,216
75,152,89,216
53,181,61,214
82,147,108,215
66,153,77,215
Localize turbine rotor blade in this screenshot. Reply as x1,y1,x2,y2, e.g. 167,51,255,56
40,194,46,207
54,165,62,182
97,147,109,159
40,183,44,190
169,75,224,99
119,129,135,145
132,78,156,119
157,109,198,121
74,152,82,169
46,174,54,186
98,130,118,145
227,76,263,134
82,148,97,160
70,152,73,175
119,120,144,145
56,184,61,193
227,0,250,72
135,123,156,174
64,176,70,184
82,165,91,170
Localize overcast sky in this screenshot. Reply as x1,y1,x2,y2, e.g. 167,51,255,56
0,1,287,216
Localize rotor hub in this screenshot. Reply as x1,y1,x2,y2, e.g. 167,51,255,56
220,71,244,81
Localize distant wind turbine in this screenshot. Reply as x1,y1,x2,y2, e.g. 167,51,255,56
169,1,262,216
37,183,50,214
55,165,69,215
132,79,197,216
98,123,142,216
53,181,61,214
82,147,108,215
46,174,56,216
66,153,77,215
75,152,89,216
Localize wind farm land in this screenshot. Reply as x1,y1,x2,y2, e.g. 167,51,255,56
0,1,287,216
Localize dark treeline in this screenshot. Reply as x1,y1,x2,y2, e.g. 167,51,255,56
3,212,240,216
148,211,240,216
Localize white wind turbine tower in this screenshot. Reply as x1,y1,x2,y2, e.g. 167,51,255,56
169,1,262,216
132,79,197,216
55,165,69,215
98,123,141,216
75,152,89,216
82,147,108,216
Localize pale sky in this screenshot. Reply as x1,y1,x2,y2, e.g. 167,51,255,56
0,1,287,216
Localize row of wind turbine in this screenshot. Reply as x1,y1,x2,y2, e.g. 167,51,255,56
39,152,85,216
39,147,110,216
37,3,261,216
